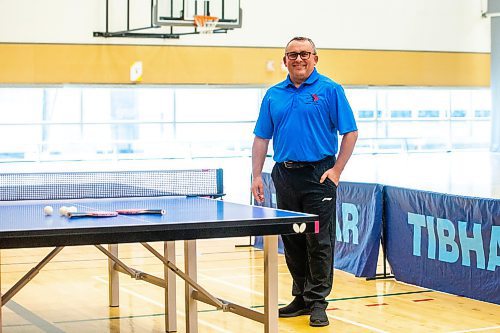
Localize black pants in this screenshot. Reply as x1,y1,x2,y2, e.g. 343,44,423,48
271,156,337,309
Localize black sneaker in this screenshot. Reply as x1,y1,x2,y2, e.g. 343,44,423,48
309,307,329,327
278,297,310,318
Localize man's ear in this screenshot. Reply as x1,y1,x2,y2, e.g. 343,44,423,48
282,56,287,66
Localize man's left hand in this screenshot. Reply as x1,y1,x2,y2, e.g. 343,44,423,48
319,168,340,186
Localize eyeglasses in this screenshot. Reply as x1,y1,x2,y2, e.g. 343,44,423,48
285,51,315,60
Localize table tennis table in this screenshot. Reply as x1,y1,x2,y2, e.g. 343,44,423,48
0,169,318,333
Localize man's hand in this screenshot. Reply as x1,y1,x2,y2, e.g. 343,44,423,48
319,167,340,186
251,175,265,203
320,130,358,186
251,136,270,203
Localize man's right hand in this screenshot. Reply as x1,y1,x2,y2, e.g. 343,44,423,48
251,136,270,204
251,176,265,203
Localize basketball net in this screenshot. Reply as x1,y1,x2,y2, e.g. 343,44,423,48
194,15,219,34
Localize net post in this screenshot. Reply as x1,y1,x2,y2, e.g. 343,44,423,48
216,168,224,196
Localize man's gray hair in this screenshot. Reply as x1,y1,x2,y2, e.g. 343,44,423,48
285,37,317,54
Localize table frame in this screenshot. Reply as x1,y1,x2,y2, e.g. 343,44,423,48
0,198,317,333
0,236,281,333
0,169,317,332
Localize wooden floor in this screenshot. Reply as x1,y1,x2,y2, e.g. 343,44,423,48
1,151,499,332
1,238,499,333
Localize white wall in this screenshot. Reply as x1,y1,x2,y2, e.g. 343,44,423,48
0,0,490,52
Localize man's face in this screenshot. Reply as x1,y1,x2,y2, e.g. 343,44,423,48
283,40,318,86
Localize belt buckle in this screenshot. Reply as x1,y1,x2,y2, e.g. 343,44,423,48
283,161,294,169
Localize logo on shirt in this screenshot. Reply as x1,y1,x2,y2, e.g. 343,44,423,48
304,93,320,105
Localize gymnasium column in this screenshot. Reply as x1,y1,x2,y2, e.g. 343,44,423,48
489,0,500,152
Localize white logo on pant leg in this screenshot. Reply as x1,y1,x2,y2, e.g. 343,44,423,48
322,197,332,201
293,223,307,233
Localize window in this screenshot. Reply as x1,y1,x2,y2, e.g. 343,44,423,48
451,110,467,118
474,110,491,118
358,110,375,119
390,110,412,118
0,85,492,161
417,110,440,118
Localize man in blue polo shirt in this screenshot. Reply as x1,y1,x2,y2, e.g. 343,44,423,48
251,36,358,327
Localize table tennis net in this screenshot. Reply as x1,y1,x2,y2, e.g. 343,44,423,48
0,169,224,201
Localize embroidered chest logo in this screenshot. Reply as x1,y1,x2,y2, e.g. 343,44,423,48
303,93,320,105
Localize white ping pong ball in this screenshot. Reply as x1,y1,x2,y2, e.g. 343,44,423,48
59,206,69,216
43,205,53,216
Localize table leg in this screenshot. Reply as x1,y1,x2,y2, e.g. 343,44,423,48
108,244,119,307
164,241,177,332
184,240,198,333
263,235,278,333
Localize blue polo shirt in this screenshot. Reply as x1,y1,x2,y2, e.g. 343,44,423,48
254,68,357,163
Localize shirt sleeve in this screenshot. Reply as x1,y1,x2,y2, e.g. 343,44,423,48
332,85,358,135
253,91,274,139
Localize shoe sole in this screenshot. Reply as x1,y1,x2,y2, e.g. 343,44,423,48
310,320,329,327
279,309,311,318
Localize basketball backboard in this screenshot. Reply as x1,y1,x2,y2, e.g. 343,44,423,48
154,0,241,29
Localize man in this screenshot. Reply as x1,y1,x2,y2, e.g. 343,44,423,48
251,36,358,327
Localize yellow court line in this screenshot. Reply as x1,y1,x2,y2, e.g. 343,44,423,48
197,262,289,272
448,326,500,333
196,270,315,303
92,276,233,333
328,314,389,333
91,274,391,333
91,274,414,333
196,272,265,298
198,270,412,333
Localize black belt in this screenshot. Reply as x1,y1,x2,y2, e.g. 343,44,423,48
281,156,334,169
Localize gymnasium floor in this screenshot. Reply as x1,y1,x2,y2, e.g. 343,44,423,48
1,238,499,333
1,151,499,332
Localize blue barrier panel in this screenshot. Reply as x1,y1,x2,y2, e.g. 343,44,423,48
254,173,383,278
335,182,383,277
385,186,500,304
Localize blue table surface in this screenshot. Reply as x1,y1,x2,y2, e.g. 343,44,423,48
0,196,316,233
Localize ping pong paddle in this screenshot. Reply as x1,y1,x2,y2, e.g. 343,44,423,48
66,211,118,218
116,209,166,215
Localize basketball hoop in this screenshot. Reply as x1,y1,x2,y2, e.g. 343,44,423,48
194,15,219,34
